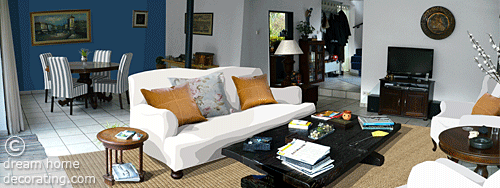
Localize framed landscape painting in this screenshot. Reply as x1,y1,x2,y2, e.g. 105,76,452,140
185,13,213,36
30,9,91,46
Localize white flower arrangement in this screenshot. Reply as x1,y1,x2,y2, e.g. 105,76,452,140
468,31,500,83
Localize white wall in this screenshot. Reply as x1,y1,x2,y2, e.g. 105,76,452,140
240,0,323,76
351,0,363,50
165,0,245,67
361,0,500,105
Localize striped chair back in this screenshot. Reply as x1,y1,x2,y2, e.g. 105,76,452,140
48,57,74,98
39,53,53,89
116,53,133,93
92,50,112,77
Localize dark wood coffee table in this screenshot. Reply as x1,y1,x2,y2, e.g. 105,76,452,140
97,127,149,186
222,115,401,188
439,126,500,178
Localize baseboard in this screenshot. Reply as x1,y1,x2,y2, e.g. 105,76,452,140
0,130,8,136
19,90,45,95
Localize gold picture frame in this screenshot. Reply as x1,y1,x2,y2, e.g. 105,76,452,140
185,13,213,36
133,10,148,28
30,9,91,46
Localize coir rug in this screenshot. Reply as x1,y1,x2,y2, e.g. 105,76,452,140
60,124,447,188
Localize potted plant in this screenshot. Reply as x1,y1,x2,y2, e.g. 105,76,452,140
296,21,315,40
156,56,166,69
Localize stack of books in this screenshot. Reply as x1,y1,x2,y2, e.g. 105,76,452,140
288,120,312,130
358,116,395,130
277,139,334,177
112,163,140,182
311,111,342,120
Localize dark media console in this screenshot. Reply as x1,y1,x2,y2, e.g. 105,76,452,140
378,78,434,120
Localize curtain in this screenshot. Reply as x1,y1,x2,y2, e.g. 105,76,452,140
0,0,24,134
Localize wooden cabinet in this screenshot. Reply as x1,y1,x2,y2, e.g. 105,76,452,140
299,40,325,85
379,78,434,120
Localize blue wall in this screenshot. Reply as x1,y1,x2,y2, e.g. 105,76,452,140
9,0,165,91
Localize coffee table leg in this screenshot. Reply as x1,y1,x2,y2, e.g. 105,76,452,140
105,148,109,176
360,151,385,166
139,144,144,182
474,165,488,178
103,148,115,186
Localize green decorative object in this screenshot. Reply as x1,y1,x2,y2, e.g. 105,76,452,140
296,21,315,40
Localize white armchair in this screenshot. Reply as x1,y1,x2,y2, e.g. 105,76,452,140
398,158,499,188
431,75,500,150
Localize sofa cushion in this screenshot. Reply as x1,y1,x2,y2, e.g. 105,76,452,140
140,83,207,126
163,102,316,171
232,74,277,111
471,93,500,116
169,72,233,118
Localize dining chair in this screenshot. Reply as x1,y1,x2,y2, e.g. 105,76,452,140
48,57,88,115
90,50,112,81
39,53,53,103
93,53,133,109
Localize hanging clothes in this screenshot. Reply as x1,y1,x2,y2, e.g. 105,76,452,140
337,10,351,47
321,12,329,30
323,10,351,61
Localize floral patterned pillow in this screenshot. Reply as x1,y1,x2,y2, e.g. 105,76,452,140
169,72,233,118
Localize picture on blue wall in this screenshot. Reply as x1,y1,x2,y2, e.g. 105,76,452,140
30,9,91,46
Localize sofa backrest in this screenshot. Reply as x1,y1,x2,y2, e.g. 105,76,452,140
128,66,263,110
478,75,500,102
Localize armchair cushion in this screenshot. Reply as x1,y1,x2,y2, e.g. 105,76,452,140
169,72,233,118
472,93,500,116
232,74,277,110
141,83,207,126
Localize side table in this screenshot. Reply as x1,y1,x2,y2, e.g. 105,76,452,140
97,127,149,186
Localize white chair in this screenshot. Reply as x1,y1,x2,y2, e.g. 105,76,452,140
90,50,112,81
430,75,500,151
398,158,499,188
39,53,53,103
93,53,132,109
48,57,88,115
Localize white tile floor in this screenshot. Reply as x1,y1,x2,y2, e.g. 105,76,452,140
17,93,130,157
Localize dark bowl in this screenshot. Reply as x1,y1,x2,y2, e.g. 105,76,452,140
469,136,493,149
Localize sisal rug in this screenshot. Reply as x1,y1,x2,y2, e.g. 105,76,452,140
60,124,447,188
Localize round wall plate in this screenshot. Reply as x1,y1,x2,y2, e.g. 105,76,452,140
421,6,455,40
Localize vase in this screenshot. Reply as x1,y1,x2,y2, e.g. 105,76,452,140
81,56,87,62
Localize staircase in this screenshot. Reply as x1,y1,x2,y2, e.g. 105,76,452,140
351,48,362,76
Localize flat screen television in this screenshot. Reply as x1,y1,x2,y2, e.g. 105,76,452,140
387,46,434,78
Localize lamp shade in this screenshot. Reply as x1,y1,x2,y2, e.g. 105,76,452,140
274,40,304,55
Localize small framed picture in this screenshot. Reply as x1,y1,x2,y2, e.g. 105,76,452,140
133,10,148,28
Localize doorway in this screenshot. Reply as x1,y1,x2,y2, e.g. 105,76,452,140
268,11,293,86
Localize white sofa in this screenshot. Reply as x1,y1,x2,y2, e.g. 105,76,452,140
397,158,499,188
128,66,316,179
430,75,500,150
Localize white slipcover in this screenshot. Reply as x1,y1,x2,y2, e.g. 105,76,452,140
129,66,315,172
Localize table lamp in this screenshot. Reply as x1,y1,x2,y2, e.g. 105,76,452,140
274,40,303,87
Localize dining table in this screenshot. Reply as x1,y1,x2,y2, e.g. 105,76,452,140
54,61,120,109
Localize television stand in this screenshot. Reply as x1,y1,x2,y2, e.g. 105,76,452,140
378,78,434,120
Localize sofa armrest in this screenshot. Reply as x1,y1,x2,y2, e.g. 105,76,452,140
459,115,500,128
271,86,302,105
436,100,475,119
130,104,179,141
407,161,482,188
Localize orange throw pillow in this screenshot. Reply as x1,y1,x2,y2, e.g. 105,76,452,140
471,93,500,116
232,74,278,111
140,83,207,126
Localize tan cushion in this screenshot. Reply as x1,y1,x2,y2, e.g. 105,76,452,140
232,74,277,111
141,83,207,126
471,93,500,116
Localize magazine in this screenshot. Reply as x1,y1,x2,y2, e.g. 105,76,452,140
311,111,341,120
115,130,136,140
112,163,140,182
